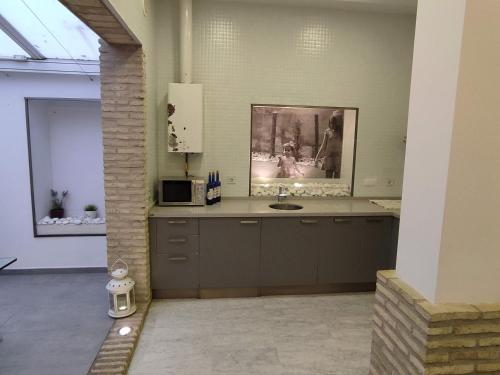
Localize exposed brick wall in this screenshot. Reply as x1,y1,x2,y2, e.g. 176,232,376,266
87,303,149,375
100,41,151,303
371,271,500,374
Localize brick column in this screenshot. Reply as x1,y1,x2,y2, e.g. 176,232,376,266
371,271,500,374
99,41,151,303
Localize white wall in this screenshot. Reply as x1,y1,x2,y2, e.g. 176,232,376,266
47,100,105,218
396,0,466,302
155,0,415,197
435,0,500,303
0,72,106,269
29,100,53,220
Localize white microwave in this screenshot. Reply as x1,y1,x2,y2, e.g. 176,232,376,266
158,177,205,206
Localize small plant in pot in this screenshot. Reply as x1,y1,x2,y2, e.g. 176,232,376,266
50,189,68,218
84,204,98,219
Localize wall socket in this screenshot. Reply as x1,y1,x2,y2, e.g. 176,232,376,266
226,176,237,184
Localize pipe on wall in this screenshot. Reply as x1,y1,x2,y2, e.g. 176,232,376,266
179,0,192,84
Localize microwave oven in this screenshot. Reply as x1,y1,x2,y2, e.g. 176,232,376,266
158,177,205,206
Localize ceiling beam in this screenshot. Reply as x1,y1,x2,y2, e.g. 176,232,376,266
0,13,46,60
59,0,140,46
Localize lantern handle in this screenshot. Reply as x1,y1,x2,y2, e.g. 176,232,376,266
110,258,128,274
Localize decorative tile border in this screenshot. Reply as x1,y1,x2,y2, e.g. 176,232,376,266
251,182,351,197
87,303,149,375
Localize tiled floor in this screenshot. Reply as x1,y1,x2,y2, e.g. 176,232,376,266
0,272,113,375
129,293,374,375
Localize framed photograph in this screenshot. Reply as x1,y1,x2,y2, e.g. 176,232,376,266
250,104,358,197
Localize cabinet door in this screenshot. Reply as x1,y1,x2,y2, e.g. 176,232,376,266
200,218,261,288
260,217,328,286
389,218,400,269
362,217,393,280
318,216,393,284
150,218,200,290
318,217,365,284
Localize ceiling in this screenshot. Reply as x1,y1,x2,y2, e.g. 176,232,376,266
0,0,99,61
212,0,417,15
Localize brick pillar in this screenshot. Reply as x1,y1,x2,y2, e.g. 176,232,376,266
371,271,500,374
99,40,151,303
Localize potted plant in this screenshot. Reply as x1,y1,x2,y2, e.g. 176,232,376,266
50,189,68,218
84,204,98,219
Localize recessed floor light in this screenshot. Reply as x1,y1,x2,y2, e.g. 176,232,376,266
118,326,132,336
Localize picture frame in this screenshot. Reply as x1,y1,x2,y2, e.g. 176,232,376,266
249,104,359,197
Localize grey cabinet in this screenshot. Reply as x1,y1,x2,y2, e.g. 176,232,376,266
260,217,330,286
390,218,400,269
363,216,393,274
150,214,397,294
150,218,199,290
318,217,364,284
200,218,261,288
318,216,393,284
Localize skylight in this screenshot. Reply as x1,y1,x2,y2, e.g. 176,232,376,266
0,27,27,58
0,0,100,61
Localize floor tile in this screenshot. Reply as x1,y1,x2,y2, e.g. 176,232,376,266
129,293,374,375
0,272,112,375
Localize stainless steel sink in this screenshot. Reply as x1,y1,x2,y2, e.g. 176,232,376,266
269,203,303,210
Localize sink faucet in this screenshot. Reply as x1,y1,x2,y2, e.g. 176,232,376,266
277,186,288,203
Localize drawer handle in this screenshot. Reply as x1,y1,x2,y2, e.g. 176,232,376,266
168,256,188,262
167,220,187,225
301,219,318,224
240,220,258,225
366,218,384,223
168,238,187,243
334,218,352,223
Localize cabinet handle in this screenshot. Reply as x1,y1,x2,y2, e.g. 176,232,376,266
240,220,258,225
168,238,187,243
301,219,318,224
334,218,352,223
168,256,188,262
167,220,187,225
366,218,384,223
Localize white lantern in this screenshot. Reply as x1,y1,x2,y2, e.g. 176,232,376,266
106,259,137,318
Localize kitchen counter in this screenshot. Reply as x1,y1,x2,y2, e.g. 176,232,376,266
149,198,400,218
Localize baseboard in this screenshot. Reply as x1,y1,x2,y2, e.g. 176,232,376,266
200,287,259,299
152,283,376,299
0,267,108,275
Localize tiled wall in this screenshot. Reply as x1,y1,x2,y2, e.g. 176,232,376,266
156,1,415,197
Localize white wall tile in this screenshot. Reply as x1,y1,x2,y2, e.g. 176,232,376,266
156,1,414,196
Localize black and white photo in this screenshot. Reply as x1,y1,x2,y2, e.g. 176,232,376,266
250,104,358,196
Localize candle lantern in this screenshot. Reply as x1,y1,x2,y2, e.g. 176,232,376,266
106,259,136,318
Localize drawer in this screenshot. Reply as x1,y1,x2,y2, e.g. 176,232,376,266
156,218,199,235
156,234,199,254
151,252,199,290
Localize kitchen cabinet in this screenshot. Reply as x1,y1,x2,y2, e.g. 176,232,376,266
390,218,400,269
150,214,396,295
318,217,393,284
200,218,261,288
150,218,199,290
260,217,330,286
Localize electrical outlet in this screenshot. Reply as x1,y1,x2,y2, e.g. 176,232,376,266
226,176,237,184
363,177,377,187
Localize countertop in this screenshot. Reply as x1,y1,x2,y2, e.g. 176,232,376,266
149,198,400,219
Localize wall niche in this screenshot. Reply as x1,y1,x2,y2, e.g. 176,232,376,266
26,98,105,237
